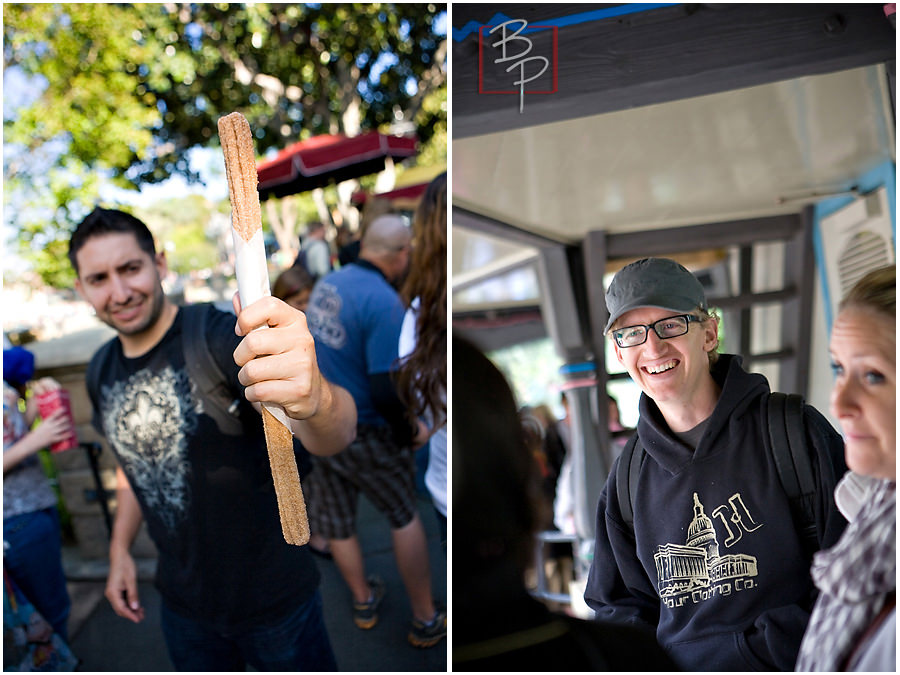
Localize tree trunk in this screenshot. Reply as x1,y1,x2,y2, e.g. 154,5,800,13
311,188,333,227
265,197,299,261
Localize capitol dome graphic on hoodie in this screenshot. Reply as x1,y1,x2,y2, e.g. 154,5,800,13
654,491,762,608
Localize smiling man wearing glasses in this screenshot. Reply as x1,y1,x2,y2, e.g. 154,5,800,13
584,257,848,671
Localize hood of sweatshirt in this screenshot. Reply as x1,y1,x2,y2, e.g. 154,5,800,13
636,354,770,474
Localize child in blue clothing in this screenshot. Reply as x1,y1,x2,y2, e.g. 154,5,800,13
3,347,73,643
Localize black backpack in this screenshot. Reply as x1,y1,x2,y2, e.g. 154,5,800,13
85,303,244,436
615,392,818,556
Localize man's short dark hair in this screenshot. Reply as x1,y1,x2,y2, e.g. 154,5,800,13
69,207,156,274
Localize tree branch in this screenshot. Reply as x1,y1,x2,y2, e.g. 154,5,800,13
403,38,446,121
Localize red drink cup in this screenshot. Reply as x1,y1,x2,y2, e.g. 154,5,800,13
35,388,78,453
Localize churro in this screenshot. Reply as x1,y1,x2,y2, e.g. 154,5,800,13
218,111,310,547
217,112,262,243
263,407,310,545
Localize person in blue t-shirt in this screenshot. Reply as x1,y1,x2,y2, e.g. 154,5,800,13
305,214,446,648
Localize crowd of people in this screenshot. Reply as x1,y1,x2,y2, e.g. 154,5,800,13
454,257,895,672
3,180,895,672
452,333,676,671
3,174,448,671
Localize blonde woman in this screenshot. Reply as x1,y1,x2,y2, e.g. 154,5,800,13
796,265,896,671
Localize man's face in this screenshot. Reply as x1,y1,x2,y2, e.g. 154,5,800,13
74,232,167,337
613,306,718,408
390,238,413,286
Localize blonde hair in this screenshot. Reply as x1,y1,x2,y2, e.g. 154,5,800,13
839,266,895,319
700,307,720,366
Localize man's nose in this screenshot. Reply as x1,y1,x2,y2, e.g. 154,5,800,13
642,328,667,354
109,274,131,303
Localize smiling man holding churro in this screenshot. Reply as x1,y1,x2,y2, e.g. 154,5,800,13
69,205,355,671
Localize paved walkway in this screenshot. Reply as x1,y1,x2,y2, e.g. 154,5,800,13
64,493,447,672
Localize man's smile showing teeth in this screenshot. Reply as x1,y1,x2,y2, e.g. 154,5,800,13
645,360,678,374
112,303,142,321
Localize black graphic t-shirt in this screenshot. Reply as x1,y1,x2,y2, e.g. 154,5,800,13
89,306,320,631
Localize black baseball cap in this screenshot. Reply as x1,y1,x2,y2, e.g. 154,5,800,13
605,258,708,333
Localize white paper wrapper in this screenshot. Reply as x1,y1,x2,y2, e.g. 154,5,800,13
232,224,293,433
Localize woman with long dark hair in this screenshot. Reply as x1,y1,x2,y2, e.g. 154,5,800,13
395,172,447,541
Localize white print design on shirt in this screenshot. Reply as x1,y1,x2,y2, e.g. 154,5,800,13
102,365,198,533
307,281,346,349
655,492,762,608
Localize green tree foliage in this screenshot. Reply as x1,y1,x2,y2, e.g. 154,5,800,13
412,84,447,169
4,2,447,286
134,195,222,275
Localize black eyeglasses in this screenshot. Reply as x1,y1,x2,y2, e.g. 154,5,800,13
611,314,703,348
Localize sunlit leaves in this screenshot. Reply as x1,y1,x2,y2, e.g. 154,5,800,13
3,2,446,286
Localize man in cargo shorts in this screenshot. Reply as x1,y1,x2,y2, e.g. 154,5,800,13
306,214,446,648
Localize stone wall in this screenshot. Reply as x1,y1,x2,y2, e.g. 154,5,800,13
27,326,157,561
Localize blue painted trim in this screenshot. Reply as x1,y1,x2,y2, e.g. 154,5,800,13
453,4,679,42
559,362,595,374
812,160,896,330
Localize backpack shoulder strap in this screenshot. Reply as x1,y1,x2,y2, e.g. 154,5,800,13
180,303,243,433
181,303,221,395
764,392,817,551
85,337,117,402
616,432,643,531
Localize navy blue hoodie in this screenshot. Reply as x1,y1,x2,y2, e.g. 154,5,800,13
585,355,848,671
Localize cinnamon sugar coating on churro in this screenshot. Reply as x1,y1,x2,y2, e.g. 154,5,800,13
217,112,262,243
262,407,311,546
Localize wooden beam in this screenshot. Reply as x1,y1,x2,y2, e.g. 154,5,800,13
604,214,803,259
453,3,896,138
453,205,569,247
779,205,818,396
584,230,611,361
708,288,798,310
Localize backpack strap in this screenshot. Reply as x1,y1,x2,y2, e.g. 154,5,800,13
764,392,818,554
85,337,117,403
180,303,244,435
616,432,643,531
